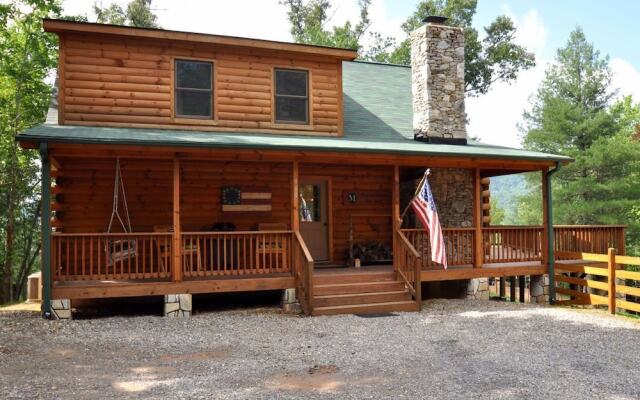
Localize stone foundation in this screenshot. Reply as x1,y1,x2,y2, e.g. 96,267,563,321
164,294,192,317
51,298,72,320
530,275,549,304
281,288,301,314
466,278,490,300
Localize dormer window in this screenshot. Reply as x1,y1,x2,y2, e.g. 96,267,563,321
274,68,309,124
175,60,213,118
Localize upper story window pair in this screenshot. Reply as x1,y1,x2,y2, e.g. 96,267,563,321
175,60,309,124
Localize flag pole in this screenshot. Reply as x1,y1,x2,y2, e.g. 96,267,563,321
399,168,430,221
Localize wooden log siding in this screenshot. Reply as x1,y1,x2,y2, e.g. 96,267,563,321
60,33,342,135
55,157,292,234
299,164,393,264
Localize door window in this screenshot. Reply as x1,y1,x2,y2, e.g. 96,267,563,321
299,184,321,222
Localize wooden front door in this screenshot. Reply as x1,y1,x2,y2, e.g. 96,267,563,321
299,179,329,261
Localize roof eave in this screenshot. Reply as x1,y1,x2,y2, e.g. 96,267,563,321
42,19,358,61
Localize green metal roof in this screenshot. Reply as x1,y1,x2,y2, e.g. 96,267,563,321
17,61,571,163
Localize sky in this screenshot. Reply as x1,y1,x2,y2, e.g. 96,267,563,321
60,0,640,149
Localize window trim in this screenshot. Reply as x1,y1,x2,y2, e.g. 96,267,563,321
173,58,215,120
273,67,310,125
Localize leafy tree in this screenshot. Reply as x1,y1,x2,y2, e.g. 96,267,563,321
520,28,640,253
489,197,505,225
389,0,535,96
94,0,159,28
282,0,534,97
0,0,60,303
281,0,374,52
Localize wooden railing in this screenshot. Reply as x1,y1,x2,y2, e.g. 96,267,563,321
555,249,640,315
402,228,475,267
51,232,173,281
181,231,292,278
482,226,544,264
292,231,314,314
554,225,626,255
395,230,422,304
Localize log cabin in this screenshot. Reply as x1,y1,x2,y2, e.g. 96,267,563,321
17,17,625,318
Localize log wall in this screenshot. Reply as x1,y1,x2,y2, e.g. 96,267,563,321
60,32,342,135
55,158,292,233
300,164,393,264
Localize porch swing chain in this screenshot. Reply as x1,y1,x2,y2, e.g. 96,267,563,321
107,158,133,234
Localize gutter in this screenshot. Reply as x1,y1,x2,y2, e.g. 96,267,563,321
546,161,561,303
39,143,52,319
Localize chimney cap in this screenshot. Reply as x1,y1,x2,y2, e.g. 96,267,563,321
423,15,449,24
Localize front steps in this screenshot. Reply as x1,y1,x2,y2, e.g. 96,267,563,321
311,269,419,316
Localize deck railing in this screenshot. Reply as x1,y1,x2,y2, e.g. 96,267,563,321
402,228,475,267
51,232,173,281
554,225,626,255
292,231,314,313
401,225,625,268
482,226,543,264
181,231,292,278
395,230,422,304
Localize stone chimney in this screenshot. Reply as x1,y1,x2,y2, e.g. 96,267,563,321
411,16,467,145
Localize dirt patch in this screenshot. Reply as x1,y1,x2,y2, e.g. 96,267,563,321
156,346,232,363
266,365,384,393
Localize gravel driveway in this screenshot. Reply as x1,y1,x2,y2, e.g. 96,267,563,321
1,299,639,399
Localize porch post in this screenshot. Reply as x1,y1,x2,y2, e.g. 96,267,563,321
39,143,52,318
541,169,549,266
172,157,182,282
291,161,299,232
473,168,483,268
392,166,400,268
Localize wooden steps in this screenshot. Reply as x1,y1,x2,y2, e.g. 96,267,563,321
311,269,419,316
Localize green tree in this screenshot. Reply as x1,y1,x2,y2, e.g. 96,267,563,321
281,0,378,55
94,0,159,28
520,28,640,253
384,0,535,96
0,0,61,303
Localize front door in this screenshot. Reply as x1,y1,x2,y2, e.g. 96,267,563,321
299,180,329,261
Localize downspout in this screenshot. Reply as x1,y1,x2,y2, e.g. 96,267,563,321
546,161,561,304
39,143,52,319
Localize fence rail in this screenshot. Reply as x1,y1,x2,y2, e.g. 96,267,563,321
402,228,475,267
555,249,640,314
482,226,543,264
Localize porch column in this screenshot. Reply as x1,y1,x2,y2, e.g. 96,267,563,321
473,168,483,268
541,169,549,266
39,143,52,318
291,161,299,232
392,166,400,267
172,157,182,282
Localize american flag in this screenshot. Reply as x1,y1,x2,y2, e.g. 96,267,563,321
411,176,447,269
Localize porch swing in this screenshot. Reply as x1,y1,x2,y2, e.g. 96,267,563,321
105,158,137,266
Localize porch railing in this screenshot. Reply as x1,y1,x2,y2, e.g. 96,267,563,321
402,228,475,267
51,232,173,281
181,231,292,278
401,225,626,268
292,231,314,313
482,226,544,263
395,230,422,304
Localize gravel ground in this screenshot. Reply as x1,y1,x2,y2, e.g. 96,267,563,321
1,299,640,399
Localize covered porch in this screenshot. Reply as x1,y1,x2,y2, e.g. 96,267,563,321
33,141,625,315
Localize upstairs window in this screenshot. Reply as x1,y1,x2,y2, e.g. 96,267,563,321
274,68,309,124
175,60,213,118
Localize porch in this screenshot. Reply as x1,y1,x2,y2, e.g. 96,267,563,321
40,146,625,315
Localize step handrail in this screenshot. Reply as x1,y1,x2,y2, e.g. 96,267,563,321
395,229,422,307
293,231,314,314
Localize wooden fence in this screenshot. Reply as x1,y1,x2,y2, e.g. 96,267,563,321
555,249,640,315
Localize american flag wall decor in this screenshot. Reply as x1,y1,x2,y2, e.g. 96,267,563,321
221,186,272,212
